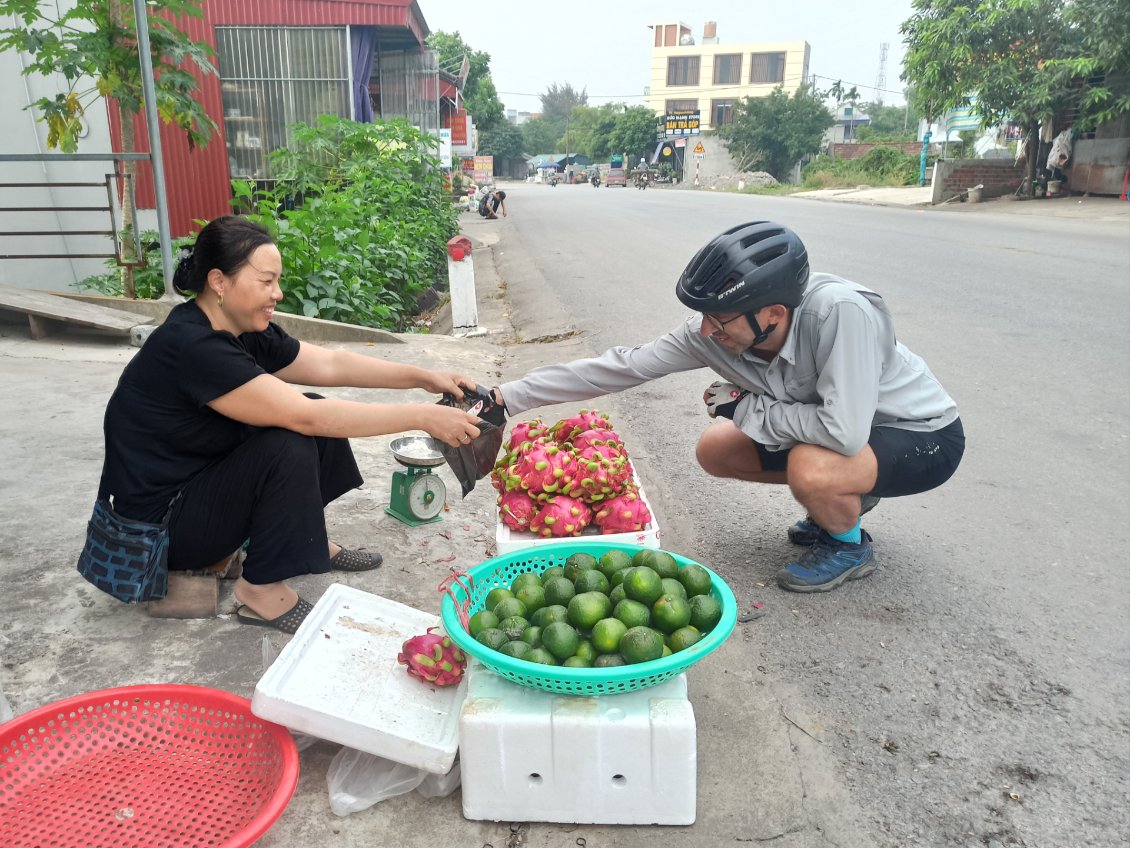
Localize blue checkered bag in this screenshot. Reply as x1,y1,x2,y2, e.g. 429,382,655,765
76,498,171,603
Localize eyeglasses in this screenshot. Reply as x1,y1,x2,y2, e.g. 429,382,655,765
703,313,743,335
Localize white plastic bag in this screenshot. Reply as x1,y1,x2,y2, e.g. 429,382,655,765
416,759,461,799
327,747,426,816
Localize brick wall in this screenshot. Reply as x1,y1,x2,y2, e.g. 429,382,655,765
830,142,924,159
931,159,1026,203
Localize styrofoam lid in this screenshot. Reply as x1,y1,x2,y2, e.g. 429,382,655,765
251,583,467,774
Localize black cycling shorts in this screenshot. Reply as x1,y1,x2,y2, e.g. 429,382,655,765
754,418,965,498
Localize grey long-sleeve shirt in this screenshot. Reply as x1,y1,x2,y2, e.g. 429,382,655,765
499,273,958,457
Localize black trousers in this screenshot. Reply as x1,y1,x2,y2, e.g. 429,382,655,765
166,426,362,585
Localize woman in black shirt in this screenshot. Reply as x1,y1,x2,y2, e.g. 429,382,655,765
101,216,482,632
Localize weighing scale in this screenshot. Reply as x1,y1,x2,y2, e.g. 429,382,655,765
386,436,447,526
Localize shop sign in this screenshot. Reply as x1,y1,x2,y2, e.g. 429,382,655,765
664,110,701,136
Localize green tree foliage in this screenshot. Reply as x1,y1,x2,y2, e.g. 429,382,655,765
718,85,834,181
1049,0,1130,127
540,82,588,126
0,0,216,296
901,0,1082,192
477,120,524,161
566,103,622,160
855,101,918,140
521,117,561,154
426,30,504,132
607,106,660,165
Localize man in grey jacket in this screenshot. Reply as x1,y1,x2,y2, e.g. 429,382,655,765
490,222,964,593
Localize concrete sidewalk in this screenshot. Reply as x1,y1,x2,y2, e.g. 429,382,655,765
791,183,1130,222
0,215,874,847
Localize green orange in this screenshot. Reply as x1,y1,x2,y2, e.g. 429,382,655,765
677,563,713,598
567,591,613,632
590,617,629,654
618,626,665,664
650,594,691,634
622,566,664,606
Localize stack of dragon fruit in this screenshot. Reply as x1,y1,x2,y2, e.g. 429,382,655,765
492,409,653,538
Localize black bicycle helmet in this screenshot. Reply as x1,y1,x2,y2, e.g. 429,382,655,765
676,221,810,315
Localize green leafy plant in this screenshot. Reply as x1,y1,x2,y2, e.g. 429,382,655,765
718,85,834,181
76,229,198,298
803,147,922,188
233,116,459,330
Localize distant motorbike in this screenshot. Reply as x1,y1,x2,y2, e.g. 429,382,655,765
634,170,650,190
590,173,600,187
548,173,558,187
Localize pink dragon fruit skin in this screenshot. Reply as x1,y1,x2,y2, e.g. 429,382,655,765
498,489,537,530
570,428,624,452
551,409,612,442
507,419,548,453
397,627,466,686
593,489,653,534
566,452,633,502
511,443,577,498
530,495,593,537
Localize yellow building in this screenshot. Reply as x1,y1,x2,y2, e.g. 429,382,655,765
646,21,811,133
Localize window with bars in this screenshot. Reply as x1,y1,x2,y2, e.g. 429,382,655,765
666,99,698,112
749,52,786,84
216,26,350,180
711,99,736,126
666,56,700,86
713,54,742,86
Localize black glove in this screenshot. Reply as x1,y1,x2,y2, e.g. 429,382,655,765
704,381,749,420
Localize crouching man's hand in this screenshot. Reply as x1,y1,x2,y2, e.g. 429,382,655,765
704,381,749,420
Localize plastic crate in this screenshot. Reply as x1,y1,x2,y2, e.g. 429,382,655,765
459,662,696,825
251,584,466,774
495,477,660,555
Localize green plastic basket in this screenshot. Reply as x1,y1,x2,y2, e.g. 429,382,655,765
441,542,737,695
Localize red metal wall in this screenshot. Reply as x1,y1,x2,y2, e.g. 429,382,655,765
111,0,426,235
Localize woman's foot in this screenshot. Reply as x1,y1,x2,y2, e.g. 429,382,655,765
327,543,383,572
233,578,299,621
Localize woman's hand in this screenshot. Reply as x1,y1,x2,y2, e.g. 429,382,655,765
420,404,482,448
420,370,475,400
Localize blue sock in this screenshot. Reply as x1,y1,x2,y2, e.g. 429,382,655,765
829,519,862,545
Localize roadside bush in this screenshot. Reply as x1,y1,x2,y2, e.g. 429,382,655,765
803,147,920,188
79,116,458,331
75,230,198,298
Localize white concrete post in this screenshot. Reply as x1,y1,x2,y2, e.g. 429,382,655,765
447,236,479,336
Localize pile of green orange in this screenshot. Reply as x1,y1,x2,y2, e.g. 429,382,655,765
467,549,723,668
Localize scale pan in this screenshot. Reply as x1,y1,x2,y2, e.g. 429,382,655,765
390,435,446,467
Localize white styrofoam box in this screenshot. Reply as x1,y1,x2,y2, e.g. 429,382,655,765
459,662,696,825
495,476,661,556
251,583,467,774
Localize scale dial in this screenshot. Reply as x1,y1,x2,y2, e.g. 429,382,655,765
406,473,446,520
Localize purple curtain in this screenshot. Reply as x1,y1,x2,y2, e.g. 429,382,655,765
351,27,376,122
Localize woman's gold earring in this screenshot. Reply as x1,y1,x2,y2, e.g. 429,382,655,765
218,292,224,308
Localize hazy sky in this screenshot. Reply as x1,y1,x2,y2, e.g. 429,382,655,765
417,1,915,113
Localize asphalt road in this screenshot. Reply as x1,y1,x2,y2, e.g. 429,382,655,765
493,181,1130,847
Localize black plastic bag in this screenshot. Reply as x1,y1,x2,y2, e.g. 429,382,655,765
437,386,505,498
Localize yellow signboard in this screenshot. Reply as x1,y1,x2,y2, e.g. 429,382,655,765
693,141,706,155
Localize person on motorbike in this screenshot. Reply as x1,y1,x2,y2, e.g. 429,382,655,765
483,221,964,594
633,158,651,188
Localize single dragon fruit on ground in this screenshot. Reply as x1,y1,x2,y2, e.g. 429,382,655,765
397,627,466,686
530,495,593,537
498,489,537,531
593,487,653,534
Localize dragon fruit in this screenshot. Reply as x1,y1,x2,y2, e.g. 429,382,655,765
510,442,577,499
498,489,537,531
397,627,466,686
566,451,633,502
570,428,624,452
530,495,593,537
593,488,653,534
551,409,612,442
506,419,548,453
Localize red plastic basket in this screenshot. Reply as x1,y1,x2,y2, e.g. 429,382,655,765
0,684,300,848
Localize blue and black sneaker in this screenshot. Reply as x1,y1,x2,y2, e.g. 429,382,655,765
787,495,881,546
776,529,875,593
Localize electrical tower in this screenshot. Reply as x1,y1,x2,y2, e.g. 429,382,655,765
875,42,889,106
